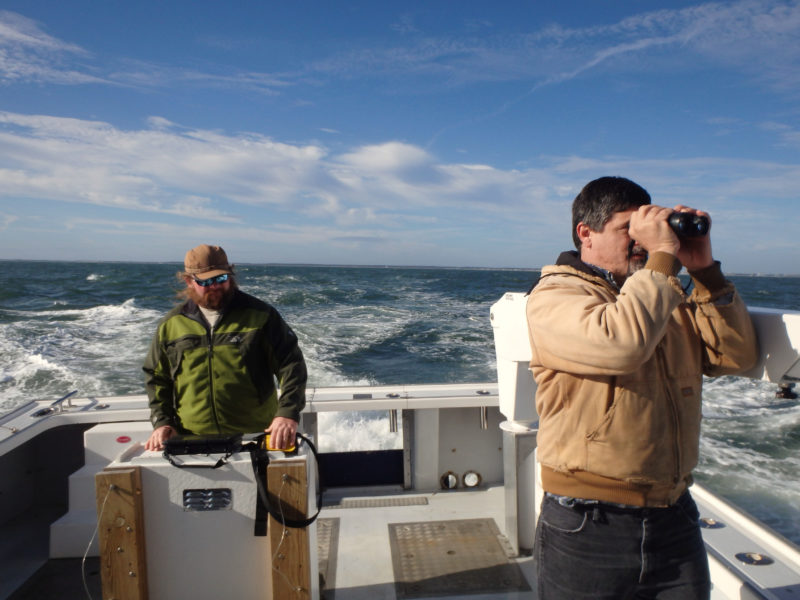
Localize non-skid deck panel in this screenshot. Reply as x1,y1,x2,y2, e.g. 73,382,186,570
325,496,429,509
388,518,531,599
318,517,339,599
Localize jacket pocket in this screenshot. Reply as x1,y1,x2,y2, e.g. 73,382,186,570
583,382,677,482
165,335,203,380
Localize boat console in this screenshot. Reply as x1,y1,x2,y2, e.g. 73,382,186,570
95,437,319,599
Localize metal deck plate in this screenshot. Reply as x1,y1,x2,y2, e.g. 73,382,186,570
325,496,429,509
318,517,339,598
388,518,531,599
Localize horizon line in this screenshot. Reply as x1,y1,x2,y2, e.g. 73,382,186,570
0,257,797,277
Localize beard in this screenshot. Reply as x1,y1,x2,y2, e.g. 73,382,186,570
185,283,236,310
627,242,648,275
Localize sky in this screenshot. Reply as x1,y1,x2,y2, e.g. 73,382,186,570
0,1,798,273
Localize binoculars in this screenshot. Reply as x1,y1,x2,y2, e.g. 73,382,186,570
668,212,709,237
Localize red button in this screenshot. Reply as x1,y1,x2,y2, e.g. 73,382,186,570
116,436,132,443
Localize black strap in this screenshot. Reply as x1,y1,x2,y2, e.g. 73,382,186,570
248,432,323,533
160,431,323,531
525,275,540,295
253,448,269,535
163,451,232,469
162,433,242,469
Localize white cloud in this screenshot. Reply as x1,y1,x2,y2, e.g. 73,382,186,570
759,121,800,148
0,11,290,94
1,110,798,218
0,11,85,54
297,1,800,95
3,2,799,100
0,111,329,218
0,211,18,230
0,111,563,248
0,110,798,270
391,15,419,35
338,142,431,172
0,11,106,86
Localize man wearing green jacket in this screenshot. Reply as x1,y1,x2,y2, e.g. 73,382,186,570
143,244,307,452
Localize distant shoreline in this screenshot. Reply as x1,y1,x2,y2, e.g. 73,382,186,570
0,258,542,273
0,258,797,277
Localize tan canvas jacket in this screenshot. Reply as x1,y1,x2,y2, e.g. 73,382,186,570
526,251,758,506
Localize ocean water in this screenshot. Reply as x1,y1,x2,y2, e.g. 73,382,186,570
0,261,798,545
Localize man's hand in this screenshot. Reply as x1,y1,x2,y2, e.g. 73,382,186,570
629,205,679,256
145,425,175,451
265,416,298,450
672,204,714,271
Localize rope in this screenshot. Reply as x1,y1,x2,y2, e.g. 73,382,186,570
82,483,114,600
270,475,304,595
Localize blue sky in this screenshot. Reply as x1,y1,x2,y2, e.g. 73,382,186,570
0,1,798,273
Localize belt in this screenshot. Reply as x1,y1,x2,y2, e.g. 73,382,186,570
546,491,691,516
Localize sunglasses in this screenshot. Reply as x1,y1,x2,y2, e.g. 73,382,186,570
193,273,229,287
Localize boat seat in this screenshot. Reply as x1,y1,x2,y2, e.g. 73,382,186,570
50,421,152,558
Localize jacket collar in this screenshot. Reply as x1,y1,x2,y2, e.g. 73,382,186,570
181,288,243,320
554,250,621,291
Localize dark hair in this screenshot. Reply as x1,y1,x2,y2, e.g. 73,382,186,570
571,176,651,249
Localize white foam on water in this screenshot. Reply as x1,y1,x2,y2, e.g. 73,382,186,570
317,410,402,453
698,374,800,542
0,318,73,406
293,303,420,386
2,266,798,542
297,305,414,354
0,299,163,411
305,364,373,388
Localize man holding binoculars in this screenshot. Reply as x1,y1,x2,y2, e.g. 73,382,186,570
526,176,758,599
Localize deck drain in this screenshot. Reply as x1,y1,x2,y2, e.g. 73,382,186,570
699,517,725,529
736,552,774,566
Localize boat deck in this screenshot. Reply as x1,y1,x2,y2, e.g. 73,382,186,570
7,480,800,600
3,376,800,598
7,484,535,600
318,484,534,599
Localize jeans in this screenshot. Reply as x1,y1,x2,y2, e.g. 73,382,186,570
535,492,710,599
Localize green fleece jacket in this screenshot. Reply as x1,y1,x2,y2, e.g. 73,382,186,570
143,289,307,435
